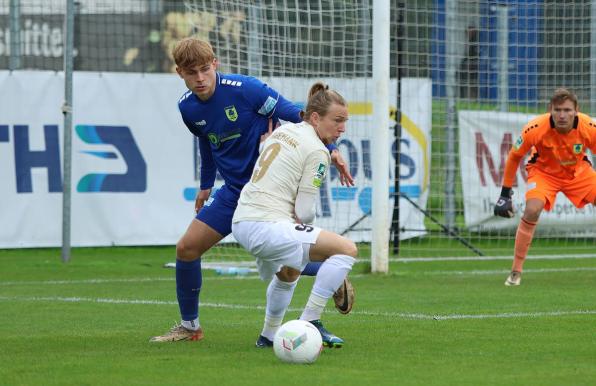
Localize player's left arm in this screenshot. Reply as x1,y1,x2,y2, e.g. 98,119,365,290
586,116,596,154
245,77,301,123
273,94,302,123
246,77,354,186
329,148,354,187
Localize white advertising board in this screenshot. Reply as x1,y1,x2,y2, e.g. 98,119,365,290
0,71,431,247
458,109,596,233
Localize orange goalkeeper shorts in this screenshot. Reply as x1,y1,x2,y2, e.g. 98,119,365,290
525,166,596,211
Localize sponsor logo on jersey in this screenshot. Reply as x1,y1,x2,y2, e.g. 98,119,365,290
513,136,523,150
313,162,326,188
573,143,583,154
208,133,220,148
225,105,238,122
207,129,242,149
258,95,278,116
194,120,207,126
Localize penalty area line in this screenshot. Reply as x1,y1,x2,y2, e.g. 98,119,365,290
0,296,594,321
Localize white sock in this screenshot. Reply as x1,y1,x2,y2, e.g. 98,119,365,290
299,293,327,322
261,275,299,340
181,318,200,331
300,254,355,321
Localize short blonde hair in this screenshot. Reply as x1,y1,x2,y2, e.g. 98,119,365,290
172,37,215,70
549,88,578,109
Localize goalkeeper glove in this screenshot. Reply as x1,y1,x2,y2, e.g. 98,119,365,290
494,187,514,218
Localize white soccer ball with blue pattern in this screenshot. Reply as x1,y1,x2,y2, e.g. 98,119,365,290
273,320,323,364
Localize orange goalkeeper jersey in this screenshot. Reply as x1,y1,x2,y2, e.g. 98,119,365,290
502,112,596,187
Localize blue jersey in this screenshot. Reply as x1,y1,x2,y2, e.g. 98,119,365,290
178,73,302,195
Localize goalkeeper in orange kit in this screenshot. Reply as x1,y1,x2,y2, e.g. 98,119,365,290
494,88,596,286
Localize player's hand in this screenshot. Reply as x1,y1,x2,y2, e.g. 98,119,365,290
260,118,278,144
494,190,514,218
195,188,212,214
330,149,355,186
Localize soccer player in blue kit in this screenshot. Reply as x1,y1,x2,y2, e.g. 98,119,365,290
150,37,355,342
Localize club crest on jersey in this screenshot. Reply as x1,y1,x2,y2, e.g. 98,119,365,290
573,144,583,154
513,136,523,150
225,105,238,122
312,163,326,188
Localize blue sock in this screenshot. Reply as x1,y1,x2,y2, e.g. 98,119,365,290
301,262,322,276
176,259,202,321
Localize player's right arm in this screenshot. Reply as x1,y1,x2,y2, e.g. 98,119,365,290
194,133,216,213
178,101,217,213
196,134,216,188
494,119,537,217
195,188,211,213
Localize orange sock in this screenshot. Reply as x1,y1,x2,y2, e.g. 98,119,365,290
512,218,537,272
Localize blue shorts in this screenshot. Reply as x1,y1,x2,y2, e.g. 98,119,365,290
195,185,240,236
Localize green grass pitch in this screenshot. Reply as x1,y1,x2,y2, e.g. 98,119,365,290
0,247,595,386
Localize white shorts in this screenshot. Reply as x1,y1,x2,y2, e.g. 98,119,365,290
232,221,322,281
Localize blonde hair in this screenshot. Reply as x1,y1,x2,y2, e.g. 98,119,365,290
300,82,347,121
549,88,578,109
172,37,215,70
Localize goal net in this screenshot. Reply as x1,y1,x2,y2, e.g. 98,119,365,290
183,0,410,263
3,0,595,260
183,0,596,261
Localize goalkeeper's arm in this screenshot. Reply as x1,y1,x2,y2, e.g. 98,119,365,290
494,150,523,218
494,186,514,218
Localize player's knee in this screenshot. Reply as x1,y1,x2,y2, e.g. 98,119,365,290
176,239,197,261
523,207,541,222
523,200,543,222
277,266,301,282
339,238,358,258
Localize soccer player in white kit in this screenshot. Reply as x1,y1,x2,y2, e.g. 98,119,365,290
232,82,356,348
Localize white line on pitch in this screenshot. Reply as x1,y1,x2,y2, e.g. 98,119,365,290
0,295,594,321
186,254,596,268
428,310,596,321
1,266,595,286
391,254,596,263
419,267,596,276
0,277,176,286
0,276,259,286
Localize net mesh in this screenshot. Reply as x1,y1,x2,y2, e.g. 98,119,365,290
2,0,595,258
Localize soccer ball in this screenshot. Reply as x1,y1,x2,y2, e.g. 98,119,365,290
273,320,323,364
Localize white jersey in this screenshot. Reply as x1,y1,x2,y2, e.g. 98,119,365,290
232,121,330,223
